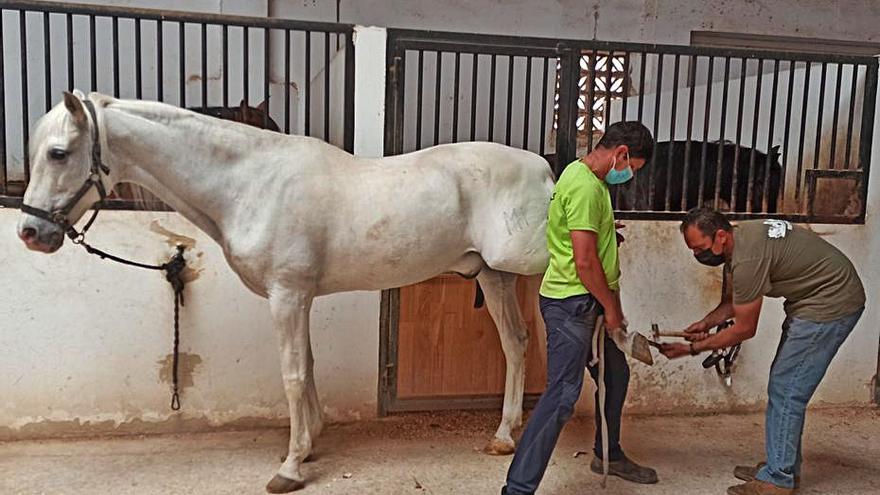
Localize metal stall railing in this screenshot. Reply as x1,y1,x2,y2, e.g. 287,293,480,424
0,0,355,209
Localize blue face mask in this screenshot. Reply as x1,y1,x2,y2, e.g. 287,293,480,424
605,153,634,185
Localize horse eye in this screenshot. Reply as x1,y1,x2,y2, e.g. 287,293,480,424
48,148,68,160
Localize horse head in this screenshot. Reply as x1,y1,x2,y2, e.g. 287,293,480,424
18,91,115,253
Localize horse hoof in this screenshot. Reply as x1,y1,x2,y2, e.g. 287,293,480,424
280,454,315,463
483,438,515,456
266,474,305,493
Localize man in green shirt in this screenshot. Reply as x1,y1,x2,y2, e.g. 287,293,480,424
662,208,865,495
502,122,658,495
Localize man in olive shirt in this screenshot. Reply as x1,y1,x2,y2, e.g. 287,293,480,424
662,208,865,495
501,122,658,495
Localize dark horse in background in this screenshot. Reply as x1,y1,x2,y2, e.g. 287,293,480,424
613,140,783,213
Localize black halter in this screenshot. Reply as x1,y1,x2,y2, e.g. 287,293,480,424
20,97,189,411
21,98,110,243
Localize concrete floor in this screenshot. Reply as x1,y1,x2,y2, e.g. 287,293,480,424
1,408,878,495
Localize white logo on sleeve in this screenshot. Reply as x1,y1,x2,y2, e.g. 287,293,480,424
763,219,793,239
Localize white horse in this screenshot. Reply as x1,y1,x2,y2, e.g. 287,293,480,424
17,91,554,493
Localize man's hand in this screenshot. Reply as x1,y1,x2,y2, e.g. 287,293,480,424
604,307,625,331
660,342,692,359
684,320,710,342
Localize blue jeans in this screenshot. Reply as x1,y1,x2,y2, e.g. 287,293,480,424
756,308,864,489
504,294,630,495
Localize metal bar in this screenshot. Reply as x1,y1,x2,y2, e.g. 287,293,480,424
795,63,812,199
65,12,72,90
415,50,424,149
0,1,356,33
746,59,764,212
522,55,532,149
266,28,272,131
856,59,877,223
43,11,50,111
135,18,142,99
343,31,354,152
555,44,580,172
488,54,496,142
221,24,227,107
434,51,443,145
731,58,746,211
539,56,548,156
283,29,290,134
681,54,696,211
845,64,859,169
20,10,30,181
0,15,6,195
243,26,248,104
699,56,714,207
828,63,843,170
714,57,730,208
323,31,329,141
505,55,513,145
469,53,477,142
621,52,629,119
762,59,779,213
664,54,680,211
812,62,828,174
632,51,646,202
89,14,95,91
452,51,460,142
780,60,795,203
157,20,163,100
179,21,185,107
587,50,596,152
649,52,663,206
201,23,207,108
385,29,877,65
304,30,310,135
112,16,119,97
604,51,613,127
637,51,646,122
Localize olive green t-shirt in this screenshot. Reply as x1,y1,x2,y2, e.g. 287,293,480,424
728,220,865,322
539,160,619,299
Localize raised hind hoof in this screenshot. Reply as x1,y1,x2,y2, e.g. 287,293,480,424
483,438,515,456
266,474,305,493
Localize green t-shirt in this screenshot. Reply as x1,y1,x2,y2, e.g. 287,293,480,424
729,220,865,322
539,159,620,299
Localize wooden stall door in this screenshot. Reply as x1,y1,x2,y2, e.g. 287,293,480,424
396,274,547,402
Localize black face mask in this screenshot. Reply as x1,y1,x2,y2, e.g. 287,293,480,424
694,234,726,266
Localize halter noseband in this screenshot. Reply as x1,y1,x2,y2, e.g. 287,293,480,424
21,98,110,243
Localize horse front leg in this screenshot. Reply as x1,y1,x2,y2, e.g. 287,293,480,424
476,268,529,455
266,287,315,494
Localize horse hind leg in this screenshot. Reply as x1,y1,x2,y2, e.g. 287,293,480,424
475,268,529,456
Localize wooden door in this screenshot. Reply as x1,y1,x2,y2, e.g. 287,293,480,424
394,274,547,405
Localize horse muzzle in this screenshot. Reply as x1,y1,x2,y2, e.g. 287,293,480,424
18,222,65,253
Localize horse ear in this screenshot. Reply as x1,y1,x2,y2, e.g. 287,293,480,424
256,99,269,112
62,91,88,128
770,145,781,156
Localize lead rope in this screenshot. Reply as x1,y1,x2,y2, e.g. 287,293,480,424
590,315,610,488
76,239,188,410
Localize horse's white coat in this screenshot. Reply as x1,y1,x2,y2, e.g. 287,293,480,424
19,93,555,487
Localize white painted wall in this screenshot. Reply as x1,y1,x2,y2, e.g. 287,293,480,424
1,1,878,438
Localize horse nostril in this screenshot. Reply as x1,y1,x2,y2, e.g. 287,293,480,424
20,227,38,241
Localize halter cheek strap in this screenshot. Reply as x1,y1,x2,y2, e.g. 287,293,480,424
21,98,110,242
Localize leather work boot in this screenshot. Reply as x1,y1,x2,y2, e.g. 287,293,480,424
590,455,659,484
727,480,795,495
734,462,800,489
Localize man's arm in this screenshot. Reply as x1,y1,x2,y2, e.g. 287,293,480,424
661,297,762,358
571,230,623,329
684,267,734,337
